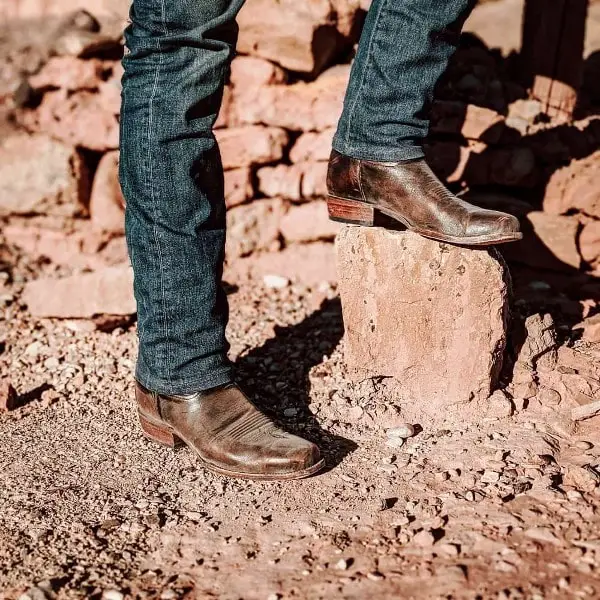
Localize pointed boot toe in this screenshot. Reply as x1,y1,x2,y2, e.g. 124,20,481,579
466,210,522,243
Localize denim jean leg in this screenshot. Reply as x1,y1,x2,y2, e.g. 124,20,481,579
120,0,245,395
333,0,475,162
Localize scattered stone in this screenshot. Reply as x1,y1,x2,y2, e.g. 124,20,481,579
22,266,135,318
574,441,593,451
334,558,349,570
226,199,284,258
224,168,254,209
386,437,405,450
437,543,460,557
483,390,514,419
481,470,501,484
215,126,289,169
89,151,125,235
262,275,290,289
229,56,287,89
18,88,120,151
0,133,89,217
101,591,124,600
537,387,562,407
236,0,361,73
514,313,557,370
563,465,600,492
412,529,436,547
257,162,328,200
524,527,561,545
386,423,415,439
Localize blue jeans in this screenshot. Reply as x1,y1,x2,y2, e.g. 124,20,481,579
120,0,473,394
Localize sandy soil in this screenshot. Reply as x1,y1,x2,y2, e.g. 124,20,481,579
2,239,600,600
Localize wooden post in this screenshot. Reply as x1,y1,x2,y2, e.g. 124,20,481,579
521,0,588,122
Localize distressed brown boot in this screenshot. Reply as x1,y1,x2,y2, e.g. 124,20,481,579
327,150,522,246
135,381,324,480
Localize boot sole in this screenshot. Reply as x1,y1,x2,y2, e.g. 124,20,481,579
328,195,523,247
138,411,326,481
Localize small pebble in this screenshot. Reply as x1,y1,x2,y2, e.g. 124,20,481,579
386,437,405,449
481,470,501,484
102,591,124,600
262,274,289,289
574,440,593,451
335,558,349,570
386,423,415,439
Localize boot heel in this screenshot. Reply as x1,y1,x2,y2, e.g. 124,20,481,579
327,196,375,226
138,413,182,449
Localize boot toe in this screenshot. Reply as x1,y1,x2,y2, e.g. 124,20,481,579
266,436,323,476
468,210,521,240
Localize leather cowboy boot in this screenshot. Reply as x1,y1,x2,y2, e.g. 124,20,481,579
136,381,324,480
327,150,522,246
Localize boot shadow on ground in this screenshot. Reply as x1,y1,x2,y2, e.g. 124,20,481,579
426,30,600,381
235,297,357,471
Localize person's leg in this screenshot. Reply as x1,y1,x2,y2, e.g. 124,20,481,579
327,0,522,246
120,0,243,395
333,0,474,161
120,0,324,480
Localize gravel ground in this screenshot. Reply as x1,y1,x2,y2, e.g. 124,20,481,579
2,240,600,600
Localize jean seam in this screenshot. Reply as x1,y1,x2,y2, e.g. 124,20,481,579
343,0,391,152
148,34,172,386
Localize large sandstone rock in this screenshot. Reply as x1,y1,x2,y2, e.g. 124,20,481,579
237,0,361,74
336,227,510,408
0,133,88,216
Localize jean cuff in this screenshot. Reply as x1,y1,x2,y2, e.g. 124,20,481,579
135,363,235,396
332,137,425,163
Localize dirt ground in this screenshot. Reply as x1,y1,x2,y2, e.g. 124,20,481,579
2,239,600,600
